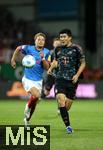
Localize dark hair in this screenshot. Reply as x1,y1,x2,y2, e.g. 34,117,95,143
59,29,72,37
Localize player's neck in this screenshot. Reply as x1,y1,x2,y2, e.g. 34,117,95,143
67,41,72,47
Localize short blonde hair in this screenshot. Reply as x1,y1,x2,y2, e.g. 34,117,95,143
34,32,46,40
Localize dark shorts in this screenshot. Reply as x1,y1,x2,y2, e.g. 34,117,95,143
55,78,78,100
44,74,55,91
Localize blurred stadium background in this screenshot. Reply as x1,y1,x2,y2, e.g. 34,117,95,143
0,0,103,150
0,0,103,99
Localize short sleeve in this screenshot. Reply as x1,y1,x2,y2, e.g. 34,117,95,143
76,45,85,61
21,45,28,55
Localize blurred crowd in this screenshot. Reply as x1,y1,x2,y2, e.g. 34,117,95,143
0,7,52,64
83,68,103,81
0,7,103,81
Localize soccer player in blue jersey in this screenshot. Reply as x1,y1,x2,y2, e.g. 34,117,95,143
48,29,86,134
11,32,50,127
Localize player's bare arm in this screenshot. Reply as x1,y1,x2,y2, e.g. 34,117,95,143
47,59,58,74
39,52,50,70
11,46,22,69
72,58,86,83
42,59,50,70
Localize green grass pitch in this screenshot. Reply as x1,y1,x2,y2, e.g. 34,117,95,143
0,99,103,150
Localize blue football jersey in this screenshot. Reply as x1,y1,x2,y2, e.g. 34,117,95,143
21,45,50,81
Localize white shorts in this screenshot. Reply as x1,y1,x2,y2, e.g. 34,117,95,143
22,76,43,94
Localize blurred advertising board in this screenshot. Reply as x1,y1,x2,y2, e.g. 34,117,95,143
0,63,23,81
0,81,103,99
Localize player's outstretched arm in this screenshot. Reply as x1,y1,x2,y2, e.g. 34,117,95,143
11,46,22,69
